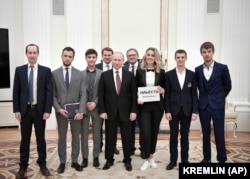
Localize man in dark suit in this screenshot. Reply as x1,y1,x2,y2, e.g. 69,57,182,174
98,52,137,171
164,49,198,170
195,42,232,163
96,47,119,155
123,48,145,158
52,47,87,173
13,44,53,178
95,47,113,71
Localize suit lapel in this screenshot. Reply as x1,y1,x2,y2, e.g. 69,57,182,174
142,70,146,86
37,65,41,89
154,71,159,86
209,61,217,81
108,70,117,94
172,69,182,90
59,67,67,89
183,70,190,90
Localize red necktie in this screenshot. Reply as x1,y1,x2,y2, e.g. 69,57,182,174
116,71,121,95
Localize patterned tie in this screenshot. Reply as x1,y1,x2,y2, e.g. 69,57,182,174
65,68,69,89
116,71,121,95
28,66,34,103
106,64,110,71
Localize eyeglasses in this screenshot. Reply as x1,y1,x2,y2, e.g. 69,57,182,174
127,54,137,57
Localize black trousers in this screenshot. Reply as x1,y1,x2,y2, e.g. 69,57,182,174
140,110,163,159
169,107,191,162
19,107,46,168
104,112,131,162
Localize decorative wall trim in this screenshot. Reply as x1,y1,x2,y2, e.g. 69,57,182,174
160,0,169,70
101,0,109,48
101,0,169,64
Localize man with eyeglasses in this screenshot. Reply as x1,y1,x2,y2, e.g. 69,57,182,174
123,48,145,159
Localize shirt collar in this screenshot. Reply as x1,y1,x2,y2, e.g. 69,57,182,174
130,61,138,67
63,66,72,70
203,60,214,69
176,67,186,74
28,63,38,69
113,68,122,74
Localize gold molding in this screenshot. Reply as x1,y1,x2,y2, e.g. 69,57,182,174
160,0,169,70
101,0,168,70
101,0,109,48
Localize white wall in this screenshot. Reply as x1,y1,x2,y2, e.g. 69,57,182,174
0,0,249,131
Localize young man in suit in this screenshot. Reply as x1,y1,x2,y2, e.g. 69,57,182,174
195,41,232,163
95,47,113,71
13,44,53,178
52,47,87,173
81,48,102,168
123,48,145,158
96,47,119,155
164,49,198,170
98,52,137,171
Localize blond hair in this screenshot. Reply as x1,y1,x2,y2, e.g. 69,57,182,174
140,47,162,73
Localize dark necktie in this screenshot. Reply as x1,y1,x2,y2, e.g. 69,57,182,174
65,68,69,89
29,66,34,103
116,71,121,95
131,65,135,76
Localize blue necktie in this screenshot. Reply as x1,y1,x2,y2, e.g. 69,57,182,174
65,68,69,89
29,66,34,103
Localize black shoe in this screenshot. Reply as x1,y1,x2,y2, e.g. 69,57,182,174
200,159,211,163
81,158,88,168
114,148,119,155
124,162,132,171
140,151,146,159
166,162,177,170
93,157,100,167
57,163,65,174
71,162,83,171
102,160,114,170
16,168,27,179
181,161,189,163
40,165,50,176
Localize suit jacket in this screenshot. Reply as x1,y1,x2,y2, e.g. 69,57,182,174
164,68,198,116
123,61,141,76
195,61,232,110
135,69,165,110
98,69,137,121
13,64,53,118
95,62,103,71
96,62,112,71
52,66,87,114
82,68,102,104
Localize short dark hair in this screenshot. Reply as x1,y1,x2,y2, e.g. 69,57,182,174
62,46,75,57
25,44,39,54
101,47,113,55
85,48,98,57
175,49,187,58
200,41,215,53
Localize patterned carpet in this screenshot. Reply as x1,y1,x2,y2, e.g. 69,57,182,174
0,138,249,179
